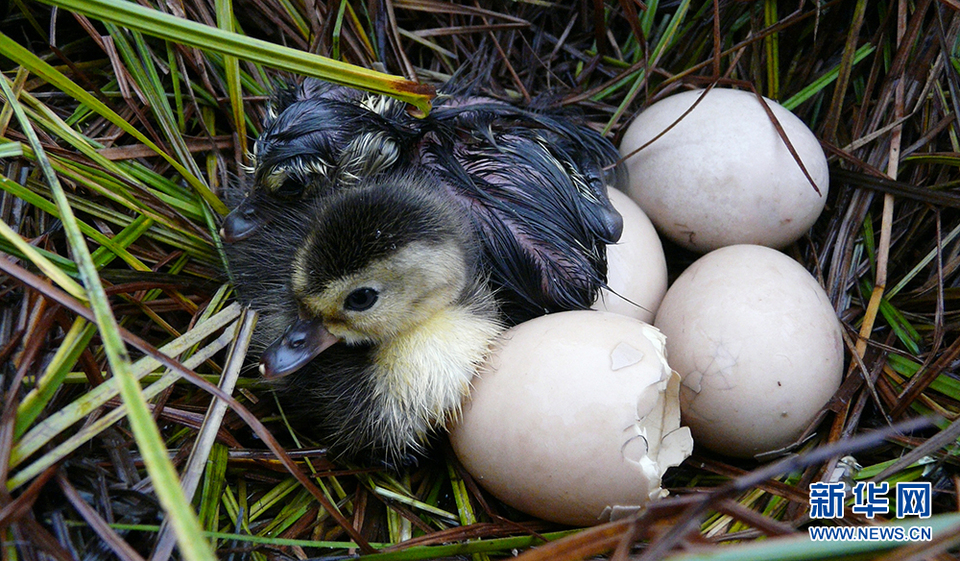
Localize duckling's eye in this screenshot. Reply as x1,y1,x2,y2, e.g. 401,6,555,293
344,288,379,311
274,176,304,200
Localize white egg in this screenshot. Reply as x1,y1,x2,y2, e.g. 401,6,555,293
593,188,668,323
654,245,843,458
450,311,693,526
620,88,828,252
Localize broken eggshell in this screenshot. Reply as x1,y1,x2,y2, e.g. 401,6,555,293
449,311,693,526
654,245,843,458
592,188,668,323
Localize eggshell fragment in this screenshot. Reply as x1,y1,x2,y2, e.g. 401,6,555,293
620,88,828,252
449,311,693,526
593,188,668,323
653,245,843,458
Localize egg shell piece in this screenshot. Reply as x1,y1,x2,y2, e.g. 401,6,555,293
593,188,668,323
653,245,843,458
449,311,693,526
620,88,828,252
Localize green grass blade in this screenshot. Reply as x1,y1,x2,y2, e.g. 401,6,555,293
199,443,229,530
0,140,23,157
107,26,211,205
859,279,922,355
0,237,79,276
877,298,921,355
332,0,349,61
887,354,960,400
603,0,692,134
257,488,314,536
0,76,217,561
73,522,392,550
30,0,435,114
781,44,876,111
165,41,187,131
0,175,152,272
0,217,87,300
764,0,780,98
274,0,309,38
904,154,960,166
14,318,96,439
346,530,578,561
446,457,487,561
88,215,154,270
370,484,458,523
8,306,240,489
215,0,246,155
0,31,228,215
889,221,960,298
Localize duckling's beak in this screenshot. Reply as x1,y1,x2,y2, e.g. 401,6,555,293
259,318,340,379
220,198,263,242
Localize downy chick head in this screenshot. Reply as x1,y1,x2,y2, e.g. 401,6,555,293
259,169,481,379
221,79,418,242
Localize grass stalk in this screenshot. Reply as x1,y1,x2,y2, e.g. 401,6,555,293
0,71,217,561
29,0,435,113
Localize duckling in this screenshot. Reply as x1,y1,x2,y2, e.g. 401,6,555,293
221,194,303,346
222,80,627,463
257,169,502,466
220,79,419,241
223,78,625,323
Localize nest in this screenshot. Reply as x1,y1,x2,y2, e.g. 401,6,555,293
1,0,959,559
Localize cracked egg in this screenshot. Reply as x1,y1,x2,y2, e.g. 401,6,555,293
654,245,843,458
449,311,693,526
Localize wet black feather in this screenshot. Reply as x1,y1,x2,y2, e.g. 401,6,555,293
420,97,626,322
255,78,421,199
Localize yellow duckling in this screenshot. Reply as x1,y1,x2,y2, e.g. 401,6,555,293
258,168,502,466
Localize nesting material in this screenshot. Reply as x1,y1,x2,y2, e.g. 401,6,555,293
620,88,829,252
593,188,669,323
654,245,843,458
450,311,693,526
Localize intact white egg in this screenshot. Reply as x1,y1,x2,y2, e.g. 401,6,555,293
593,188,668,323
654,245,843,458
620,88,828,252
449,311,693,526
